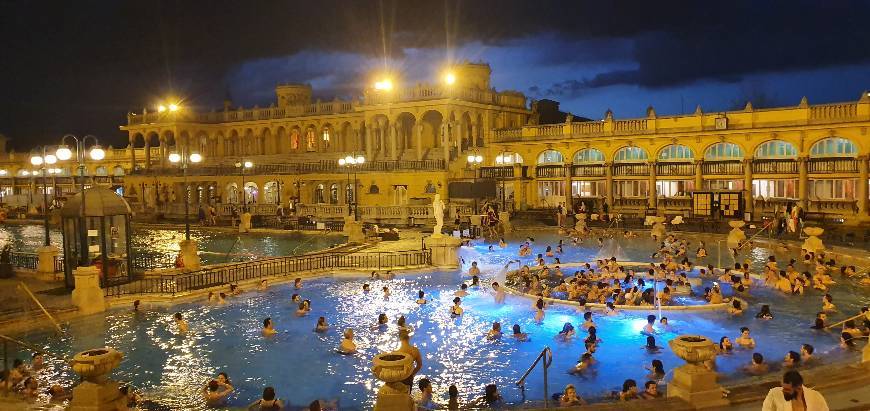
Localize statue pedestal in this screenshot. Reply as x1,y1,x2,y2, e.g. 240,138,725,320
71,266,106,315
726,220,746,250
37,245,59,274
668,364,728,408
498,211,512,234
68,380,121,411
802,227,825,254
343,216,365,244
179,239,201,270
424,236,461,268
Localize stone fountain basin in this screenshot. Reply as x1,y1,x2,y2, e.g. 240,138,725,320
70,347,124,379
669,335,718,364
371,351,414,383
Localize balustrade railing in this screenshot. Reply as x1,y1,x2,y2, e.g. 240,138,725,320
571,164,605,177
105,249,432,297
613,197,647,207
612,163,649,176
363,85,526,109
659,197,692,209
8,251,64,272
128,101,357,125
479,166,514,179
571,121,604,135
535,165,566,178
810,103,857,121
133,159,444,176
807,158,859,173
752,159,798,174
702,161,743,175
655,162,695,176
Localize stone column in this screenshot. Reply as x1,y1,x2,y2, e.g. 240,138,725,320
159,137,167,168
71,266,106,315
694,160,703,189
564,164,573,213
365,125,374,159
129,139,136,170
798,156,809,209
648,161,657,209
744,158,754,217
858,155,868,219
390,123,398,160
415,124,423,160
604,162,613,206
37,245,59,275
441,123,450,164
144,140,151,169
471,124,479,148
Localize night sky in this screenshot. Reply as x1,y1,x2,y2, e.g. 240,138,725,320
2,1,870,150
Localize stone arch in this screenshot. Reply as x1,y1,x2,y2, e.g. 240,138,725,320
289,125,302,152
275,126,287,154
131,132,146,148
536,149,565,164
656,144,694,162
304,124,318,152
395,112,417,154
460,111,473,151
225,182,239,204
112,165,125,176
243,128,255,155
227,130,240,157
476,112,485,147
260,127,272,155
753,139,798,159
572,148,605,164
808,136,859,158
263,181,280,204
613,146,649,163
703,142,744,161
244,181,259,204
420,110,443,152
321,123,333,152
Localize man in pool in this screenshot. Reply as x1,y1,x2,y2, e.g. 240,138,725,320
762,370,828,411
469,261,481,276
173,312,189,333
642,315,656,335
800,344,815,363
397,329,423,393
454,283,469,297
262,317,277,336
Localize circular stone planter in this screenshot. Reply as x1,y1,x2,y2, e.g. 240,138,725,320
669,335,717,365
728,220,745,229
70,348,124,382
803,226,824,237
371,351,414,383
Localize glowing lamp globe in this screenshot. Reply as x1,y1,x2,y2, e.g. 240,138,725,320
89,146,105,161
56,146,72,161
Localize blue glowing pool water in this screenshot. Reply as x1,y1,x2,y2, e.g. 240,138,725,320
13,233,869,409
0,224,345,265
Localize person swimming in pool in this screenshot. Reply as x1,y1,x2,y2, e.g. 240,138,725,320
294,278,303,289
643,336,662,353
174,312,189,333
338,329,357,354
314,317,329,333
469,261,481,276
557,323,576,341
512,324,529,341
362,284,370,293
487,322,503,340
415,290,427,304
296,300,311,316
454,283,469,297
262,317,277,336
735,327,756,348
534,298,545,324
642,315,656,336
492,282,506,304
291,293,301,303
451,297,464,317
373,313,389,331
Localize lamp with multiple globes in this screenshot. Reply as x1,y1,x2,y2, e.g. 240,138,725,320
338,154,365,220
169,149,204,240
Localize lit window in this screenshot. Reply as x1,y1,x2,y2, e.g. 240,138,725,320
754,140,797,159
614,146,649,162
704,143,743,160
536,150,564,165
573,148,605,164
658,145,694,161
809,137,857,158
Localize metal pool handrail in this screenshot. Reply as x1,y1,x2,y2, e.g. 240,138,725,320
516,346,553,407
0,333,71,373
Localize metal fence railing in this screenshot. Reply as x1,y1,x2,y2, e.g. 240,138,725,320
104,249,431,297
7,252,65,272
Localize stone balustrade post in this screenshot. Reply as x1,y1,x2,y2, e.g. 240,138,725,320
798,156,809,209
648,161,657,209
744,158,754,217
858,155,869,218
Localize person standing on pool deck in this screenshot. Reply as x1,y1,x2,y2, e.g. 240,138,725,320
397,329,423,393
762,370,828,411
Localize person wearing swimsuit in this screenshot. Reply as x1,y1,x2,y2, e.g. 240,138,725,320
247,386,283,410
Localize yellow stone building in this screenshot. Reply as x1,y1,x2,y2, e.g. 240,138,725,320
2,63,868,225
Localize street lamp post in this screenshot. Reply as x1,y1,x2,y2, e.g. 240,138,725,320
235,160,253,207
30,148,58,247
168,150,203,240
467,153,483,215
56,134,104,267
338,154,365,221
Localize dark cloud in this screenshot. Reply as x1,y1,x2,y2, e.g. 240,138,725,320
1,1,869,149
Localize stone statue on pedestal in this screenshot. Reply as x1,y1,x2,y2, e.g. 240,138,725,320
432,194,445,238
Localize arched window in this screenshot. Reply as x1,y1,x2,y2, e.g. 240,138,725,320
305,129,316,151
113,166,125,176
704,142,743,160
613,146,648,162
495,152,524,165
536,150,563,164
95,166,108,176
810,137,858,157
573,148,605,164
329,183,339,204
290,129,300,150
345,183,354,204
314,184,325,203
754,140,797,159
657,144,694,161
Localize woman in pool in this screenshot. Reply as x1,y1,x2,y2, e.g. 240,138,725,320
735,327,756,348
604,302,619,316
645,359,665,380
511,324,529,341
644,336,662,353
557,323,576,340
247,386,284,410
559,383,586,406
338,329,357,354
174,312,189,333
569,353,595,376
294,278,303,289
756,304,774,320
619,379,639,401
314,317,329,333
382,286,391,299
295,300,311,316
487,322,503,340
291,294,301,304
373,313,389,331
822,293,836,312
534,298,545,324
262,318,277,336
585,326,602,346
450,297,464,317
204,379,234,407
362,284,370,293
718,336,733,353
492,282,506,304
415,290,427,304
